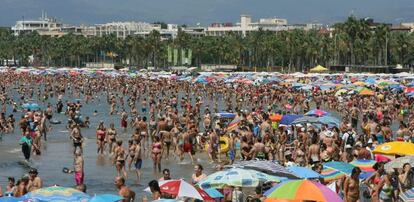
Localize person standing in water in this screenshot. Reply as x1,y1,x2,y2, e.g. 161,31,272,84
20,131,35,162
114,140,128,179
74,149,84,186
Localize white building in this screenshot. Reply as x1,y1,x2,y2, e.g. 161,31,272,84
11,12,64,37
206,15,323,37
94,21,156,39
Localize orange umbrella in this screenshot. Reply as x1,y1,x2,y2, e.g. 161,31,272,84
270,114,282,122
359,89,375,96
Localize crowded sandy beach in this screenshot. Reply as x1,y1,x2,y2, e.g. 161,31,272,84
0,67,413,202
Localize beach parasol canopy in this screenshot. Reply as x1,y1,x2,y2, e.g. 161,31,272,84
304,109,329,117
197,168,283,189
270,114,282,122
350,159,376,172
373,141,414,156
214,112,236,119
22,103,40,111
146,179,203,200
0,197,34,202
287,166,321,179
309,65,329,73
400,188,414,202
279,114,303,125
228,160,298,178
264,180,342,202
385,156,414,172
88,194,123,202
23,186,90,202
359,88,375,96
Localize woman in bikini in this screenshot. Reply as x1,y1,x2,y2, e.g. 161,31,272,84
96,121,106,155
344,167,361,202
151,136,163,173
107,123,117,154
114,140,128,179
127,139,136,171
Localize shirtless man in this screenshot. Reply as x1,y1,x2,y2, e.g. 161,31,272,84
27,169,43,192
115,177,135,202
253,137,266,160
161,130,172,159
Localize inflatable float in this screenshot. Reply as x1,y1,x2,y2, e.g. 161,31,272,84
50,119,62,124
205,136,230,154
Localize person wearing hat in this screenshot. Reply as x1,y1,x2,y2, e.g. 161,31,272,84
27,168,42,192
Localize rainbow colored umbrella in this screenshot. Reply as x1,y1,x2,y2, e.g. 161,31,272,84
227,116,241,132
264,180,342,202
350,159,376,172
23,186,90,202
400,188,414,202
320,167,346,183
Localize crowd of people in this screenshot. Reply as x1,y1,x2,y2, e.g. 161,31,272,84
0,72,413,201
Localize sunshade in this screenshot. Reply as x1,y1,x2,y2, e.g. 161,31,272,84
228,160,297,178
287,166,320,179
350,159,376,172
323,161,354,175
373,141,414,156
400,188,414,202
385,156,414,172
215,112,236,119
23,186,90,202
88,194,123,202
264,180,342,202
309,65,329,72
291,116,319,125
304,109,329,117
270,114,282,122
317,116,341,127
359,89,375,96
197,168,283,189
147,179,203,200
279,114,303,125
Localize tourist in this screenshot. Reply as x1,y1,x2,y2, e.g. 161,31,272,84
114,177,135,202
74,149,84,186
96,121,106,155
399,163,414,193
343,167,361,202
159,169,171,181
148,180,162,200
27,168,43,192
151,136,162,173
19,131,34,162
114,140,128,179
191,164,207,185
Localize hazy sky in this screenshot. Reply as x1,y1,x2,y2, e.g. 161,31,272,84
1,0,413,26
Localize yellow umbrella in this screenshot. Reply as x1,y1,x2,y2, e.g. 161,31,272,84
309,65,328,72
353,81,366,87
373,142,414,156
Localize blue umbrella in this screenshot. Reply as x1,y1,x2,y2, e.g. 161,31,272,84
88,194,123,202
317,116,341,127
287,166,321,179
204,188,224,198
279,114,303,125
0,197,34,202
22,103,40,111
215,112,236,119
305,109,330,117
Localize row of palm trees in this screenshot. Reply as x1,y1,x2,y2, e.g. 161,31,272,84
1,16,414,71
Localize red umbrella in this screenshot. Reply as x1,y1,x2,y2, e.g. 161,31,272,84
405,87,414,93
196,188,215,201
157,179,203,200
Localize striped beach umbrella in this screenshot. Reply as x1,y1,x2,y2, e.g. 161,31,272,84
350,159,376,172
400,188,414,202
264,180,342,202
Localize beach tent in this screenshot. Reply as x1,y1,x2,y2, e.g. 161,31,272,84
309,65,329,73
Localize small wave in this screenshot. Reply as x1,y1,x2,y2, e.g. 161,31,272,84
7,148,21,154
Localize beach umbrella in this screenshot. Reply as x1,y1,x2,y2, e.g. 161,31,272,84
334,89,347,96
154,179,203,200
270,114,282,122
23,186,90,202
373,141,414,156
320,167,347,183
359,88,375,96
195,188,215,201
0,197,33,202
317,116,341,127
405,87,414,93
197,168,282,189
201,188,224,199
227,116,241,132
400,188,414,202
228,160,297,178
291,116,319,125
350,159,376,172
214,112,236,119
279,114,303,125
385,156,414,172
22,103,40,111
323,161,354,175
353,81,367,86
287,166,320,179
264,180,342,202
88,194,123,202
304,109,329,117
